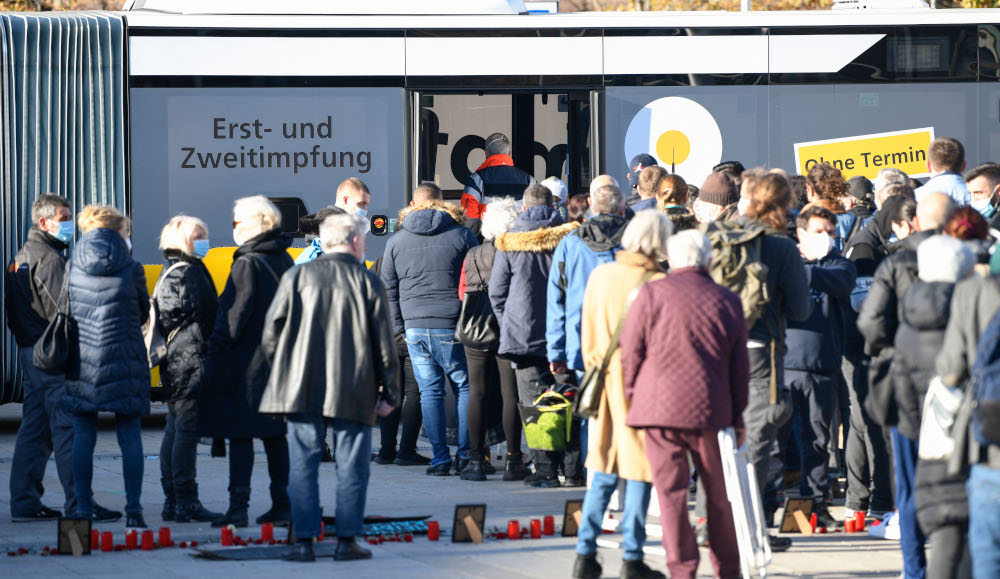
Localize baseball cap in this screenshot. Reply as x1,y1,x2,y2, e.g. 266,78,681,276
627,154,658,189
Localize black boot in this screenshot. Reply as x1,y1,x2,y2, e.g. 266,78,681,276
621,559,666,579
256,486,291,526
572,554,602,579
334,537,372,561
460,458,487,481
503,453,531,482
175,482,223,523
211,486,250,528
283,540,316,562
161,478,175,522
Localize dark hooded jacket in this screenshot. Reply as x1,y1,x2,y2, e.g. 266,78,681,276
784,252,857,374
893,280,956,440
381,200,479,334
843,202,899,354
199,228,293,439
662,204,697,233
5,227,69,347
546,213,628,370
63,227,151,416
155,249,219,402
490,206,580,358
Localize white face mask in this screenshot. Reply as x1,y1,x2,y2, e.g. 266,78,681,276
233,228,246,247
800,231,833,260
737,196,750,216
125,237,133,251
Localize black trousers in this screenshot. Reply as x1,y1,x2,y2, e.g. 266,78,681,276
160,398,199,499
770,370,836,501
465,347,520,460
376,353,422,458
512,357,582,480
742,346,793,516
927,524,972,579
229,436,289,502
843,351,894,513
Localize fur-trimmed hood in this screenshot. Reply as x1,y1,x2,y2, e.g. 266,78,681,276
495,221,581,253
397,200,466,236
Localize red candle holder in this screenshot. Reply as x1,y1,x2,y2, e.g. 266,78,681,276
854,511,865,531
543,516,555,536
530,519,542,539
141,530,154,551
125,530,138,550
427,521,440,541
508,520,520,540
221,527,234,546
90,529,99,551
261,522,274,541
845,519,856,533
319,522,326,542
100,531,113,552
159,527,171,547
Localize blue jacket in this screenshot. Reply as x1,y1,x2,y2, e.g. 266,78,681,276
490,206,579,359
784,251,857,374
381,201,478,334
915,172,970,205
546,213,628,370
64,228,151,416
631,198,658,212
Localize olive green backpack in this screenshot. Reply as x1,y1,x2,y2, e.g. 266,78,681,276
698,221,771,328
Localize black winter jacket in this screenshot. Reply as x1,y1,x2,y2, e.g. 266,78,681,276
155,250,219,402
784,252,856,374
893,280,955,440
200,228,293,439
64,228,150,416
490,206,579,358
260,252,400,425
915,458,969,535
381,201,478,334
5,227,69,347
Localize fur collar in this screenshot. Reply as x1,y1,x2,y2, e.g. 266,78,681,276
397,199,466,224
494,222,581,253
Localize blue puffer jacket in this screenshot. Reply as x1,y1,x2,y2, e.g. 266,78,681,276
382,200,479,334
784,251,857,374
64,228,151,416
546,213,628,370
490,206,580,359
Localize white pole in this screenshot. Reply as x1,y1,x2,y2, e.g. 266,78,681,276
741,0,751,11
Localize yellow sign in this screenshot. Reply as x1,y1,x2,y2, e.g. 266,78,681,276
794,127,935,180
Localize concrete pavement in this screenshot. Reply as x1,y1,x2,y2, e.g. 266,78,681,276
0,403,904,578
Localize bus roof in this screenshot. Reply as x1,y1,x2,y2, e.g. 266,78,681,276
124,0,529,16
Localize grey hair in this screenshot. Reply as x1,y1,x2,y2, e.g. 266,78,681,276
621,210,673,261
667,229,713,269
480,197,520,241
589,174,620,195
590,184,625,214
917,235,974,283
320,213,369,252
159,215,209,255
484,132,511,157
233,195,281,239
31,193,69,224
873,167,909,195
522,183,553,208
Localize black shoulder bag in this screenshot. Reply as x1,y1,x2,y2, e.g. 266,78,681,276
33,262,77,375
455,250,499,351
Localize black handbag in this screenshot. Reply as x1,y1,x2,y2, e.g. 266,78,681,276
33,263,77,375
455,250,499,350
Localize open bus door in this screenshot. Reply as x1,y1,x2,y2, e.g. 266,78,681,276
409,90,602,209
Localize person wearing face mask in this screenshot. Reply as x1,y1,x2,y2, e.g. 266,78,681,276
63,205,151,529
729,167,766,222
154,215,223,524
964,163,1000,231
769,206,856,529
200,195,294,529
691,173,740,224
334,177,372,219
5,195,121,524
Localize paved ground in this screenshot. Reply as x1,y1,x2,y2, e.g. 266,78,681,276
0,403,904,578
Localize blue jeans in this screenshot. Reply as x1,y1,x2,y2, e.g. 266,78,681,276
10,348,76,517
72,412,143,517
968,464,1000,579
286,416,370,540
892,427,926,579
405,328,470,466
576,471,652,561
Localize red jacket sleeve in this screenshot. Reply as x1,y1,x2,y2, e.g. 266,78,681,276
461,193,484,219
458,260,467,300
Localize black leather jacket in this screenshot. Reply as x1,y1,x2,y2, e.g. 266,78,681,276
260,252,400,426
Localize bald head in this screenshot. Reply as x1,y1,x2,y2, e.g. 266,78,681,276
916,192,957,232
589,174,620,195
411,181,443,206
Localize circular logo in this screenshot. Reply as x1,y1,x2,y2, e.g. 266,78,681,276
625,97,723,188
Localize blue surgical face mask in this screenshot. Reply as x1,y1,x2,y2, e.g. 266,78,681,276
54,220,74,244
973,196,997,220
354,207,368,219
193,239,211,259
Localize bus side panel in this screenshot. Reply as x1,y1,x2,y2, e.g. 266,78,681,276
128,87,406,265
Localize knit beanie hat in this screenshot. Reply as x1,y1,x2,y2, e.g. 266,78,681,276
918,234,974,283
699,173,739,207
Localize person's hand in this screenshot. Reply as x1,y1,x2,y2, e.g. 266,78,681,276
377,400,396,417
549,361,568,376
735,427,747,448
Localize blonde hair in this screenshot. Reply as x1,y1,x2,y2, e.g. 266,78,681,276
233,195,281,240
159,215,209,255
621,209,673,261
78,205,129,235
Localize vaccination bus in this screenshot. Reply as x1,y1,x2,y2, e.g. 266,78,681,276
3,0,1000,401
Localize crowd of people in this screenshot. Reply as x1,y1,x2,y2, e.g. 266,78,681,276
5,131,1000,577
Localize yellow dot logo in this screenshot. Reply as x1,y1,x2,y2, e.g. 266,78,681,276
625,97,723,186
656,130,691,167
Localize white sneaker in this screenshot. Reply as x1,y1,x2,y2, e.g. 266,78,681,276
868,511,900,541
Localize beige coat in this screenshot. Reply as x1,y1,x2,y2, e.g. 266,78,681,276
581,251,665,482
